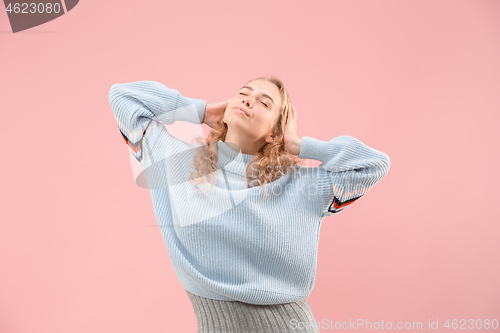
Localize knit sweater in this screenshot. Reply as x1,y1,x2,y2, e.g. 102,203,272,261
108,80,391,305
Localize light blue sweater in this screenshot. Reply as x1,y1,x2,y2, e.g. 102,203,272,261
108,80,391,305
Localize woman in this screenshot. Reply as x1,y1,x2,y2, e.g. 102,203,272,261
108,76,391,333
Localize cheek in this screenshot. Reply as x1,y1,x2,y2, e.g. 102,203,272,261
254,113,270,123
256,114,276,131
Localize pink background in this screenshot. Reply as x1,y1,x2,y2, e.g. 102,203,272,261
1,0,499,332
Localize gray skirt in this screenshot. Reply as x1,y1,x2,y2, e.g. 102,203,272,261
186,290,320,333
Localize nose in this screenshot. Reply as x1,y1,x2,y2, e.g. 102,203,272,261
242,96,252,107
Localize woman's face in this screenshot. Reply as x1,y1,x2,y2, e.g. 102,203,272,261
223,79,282,142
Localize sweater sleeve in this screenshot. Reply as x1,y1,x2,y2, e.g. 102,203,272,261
297,135,391,216
108,81,207,166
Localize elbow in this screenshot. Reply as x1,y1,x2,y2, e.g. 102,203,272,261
384,153,391,170
109,83,121,97
379,153,391,177
108,83,125,107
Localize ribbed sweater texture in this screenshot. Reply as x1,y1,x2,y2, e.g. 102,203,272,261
108,80,391,305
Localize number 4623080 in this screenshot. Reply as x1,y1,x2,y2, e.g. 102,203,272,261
443,319,498,330
5,2,62,14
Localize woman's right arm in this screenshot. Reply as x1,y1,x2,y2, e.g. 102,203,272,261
108,81,207,165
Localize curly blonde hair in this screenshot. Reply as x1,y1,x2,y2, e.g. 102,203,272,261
188,75,304,196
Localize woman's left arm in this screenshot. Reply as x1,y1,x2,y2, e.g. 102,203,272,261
285,102,391,216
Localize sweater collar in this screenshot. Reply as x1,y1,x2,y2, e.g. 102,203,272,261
215,141,257,176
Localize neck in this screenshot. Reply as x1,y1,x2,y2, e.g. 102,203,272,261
224,129,266,155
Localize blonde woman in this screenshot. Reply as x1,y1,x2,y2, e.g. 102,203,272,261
109,76,391,333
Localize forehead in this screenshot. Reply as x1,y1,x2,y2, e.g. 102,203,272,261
242,80,282,104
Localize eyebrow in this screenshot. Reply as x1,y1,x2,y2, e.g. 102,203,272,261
240,86,275,105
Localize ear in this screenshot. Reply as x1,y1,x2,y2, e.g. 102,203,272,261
265,133,278,144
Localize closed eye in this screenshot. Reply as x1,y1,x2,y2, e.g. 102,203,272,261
239,92,269,108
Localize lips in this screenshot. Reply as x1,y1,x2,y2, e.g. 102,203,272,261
234,107,249,117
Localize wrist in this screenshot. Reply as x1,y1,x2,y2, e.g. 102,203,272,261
290,137,302,156
202,103,212,125
202,104,208,123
